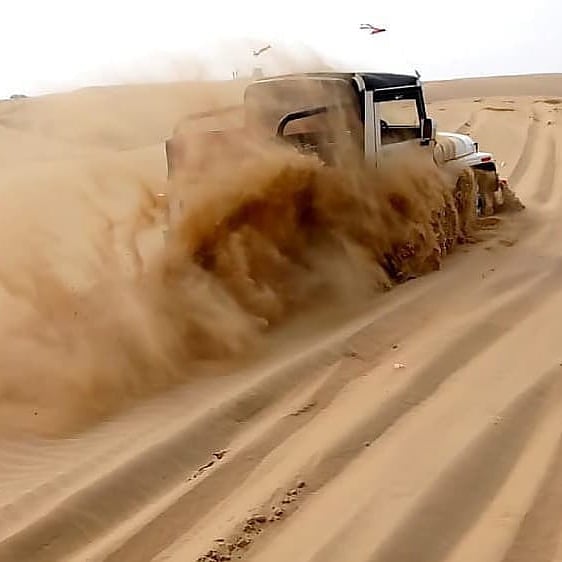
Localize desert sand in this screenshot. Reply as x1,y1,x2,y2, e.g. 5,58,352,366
0,72,561,562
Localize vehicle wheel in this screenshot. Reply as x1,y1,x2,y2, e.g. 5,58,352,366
473,169,498,216
453,168,478,240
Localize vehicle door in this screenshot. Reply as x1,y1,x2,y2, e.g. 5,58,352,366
373,87,427,165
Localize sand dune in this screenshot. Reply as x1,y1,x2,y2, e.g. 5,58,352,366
425,73,562,102
0,73,561,561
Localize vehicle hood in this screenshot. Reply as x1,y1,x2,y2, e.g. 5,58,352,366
434,132,477,163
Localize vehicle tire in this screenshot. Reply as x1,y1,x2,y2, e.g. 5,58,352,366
453,168,478,240
473,169,498,216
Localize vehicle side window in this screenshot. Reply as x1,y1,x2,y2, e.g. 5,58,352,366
283,104,362,137
377,99,420,145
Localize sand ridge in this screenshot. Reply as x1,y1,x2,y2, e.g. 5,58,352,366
0,74,560,561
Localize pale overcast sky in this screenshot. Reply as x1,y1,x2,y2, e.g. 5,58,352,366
1,0,559,97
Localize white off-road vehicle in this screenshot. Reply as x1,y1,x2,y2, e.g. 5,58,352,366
164,72,518,226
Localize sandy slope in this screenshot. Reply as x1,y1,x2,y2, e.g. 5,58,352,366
0,74,562,562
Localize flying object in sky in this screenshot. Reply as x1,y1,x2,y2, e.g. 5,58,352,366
252,44,272,57
359,24,387,34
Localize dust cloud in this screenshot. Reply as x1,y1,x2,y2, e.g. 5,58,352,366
0,69,477,438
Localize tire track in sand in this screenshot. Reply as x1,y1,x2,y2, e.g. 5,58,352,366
156,266,562,562
500,435,562,562
507,110,541,189
0,272,490,562
367,368,562,562
242,278,562,562
107,267,562,562
455,107,481,135
525,101,559,206
533,132,557,204
0,251,550,562
298,263,562,492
